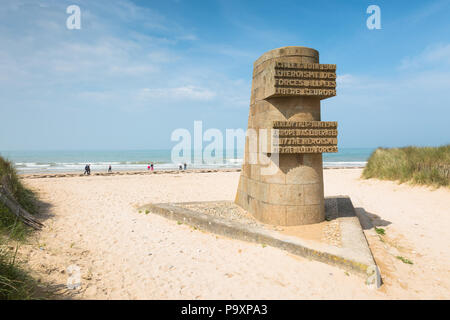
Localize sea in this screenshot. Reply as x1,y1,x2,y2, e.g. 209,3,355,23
0,148,374,174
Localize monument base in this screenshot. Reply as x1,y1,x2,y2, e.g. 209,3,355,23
140,196,381,288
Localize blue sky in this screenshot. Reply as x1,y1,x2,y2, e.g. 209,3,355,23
0,0,449,150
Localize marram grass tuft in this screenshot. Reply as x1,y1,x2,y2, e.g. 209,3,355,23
0,155,44,299
362,145,450,187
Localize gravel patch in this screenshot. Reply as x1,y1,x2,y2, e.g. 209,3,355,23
176,201,342,247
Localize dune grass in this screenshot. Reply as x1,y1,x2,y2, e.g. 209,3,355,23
362,145,450,187
0,156,42,299
0,220,40,300
0,156,37,215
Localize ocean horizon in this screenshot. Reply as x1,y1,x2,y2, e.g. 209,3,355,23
0,148,374,174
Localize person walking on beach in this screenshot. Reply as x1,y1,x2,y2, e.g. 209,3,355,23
183,162,187,170
87,164,91,175
84,164,89,175
151,163,154,171
148,164,151,170
108,165,112,173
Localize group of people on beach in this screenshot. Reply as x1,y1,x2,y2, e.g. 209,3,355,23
84,164,111,175
82,161,190,175
179,163,187,170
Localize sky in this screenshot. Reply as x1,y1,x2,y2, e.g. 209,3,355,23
0,0,449,150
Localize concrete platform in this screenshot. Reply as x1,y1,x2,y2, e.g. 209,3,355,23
140,196,381,288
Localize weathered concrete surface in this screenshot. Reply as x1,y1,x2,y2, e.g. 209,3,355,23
235,46,339,226
140,196,380,287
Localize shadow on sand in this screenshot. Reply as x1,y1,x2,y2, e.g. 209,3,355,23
324,196,391,230
354,207,391,230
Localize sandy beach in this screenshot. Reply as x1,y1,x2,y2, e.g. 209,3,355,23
14,169,450,299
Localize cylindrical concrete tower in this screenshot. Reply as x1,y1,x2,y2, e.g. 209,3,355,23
235,46,338,226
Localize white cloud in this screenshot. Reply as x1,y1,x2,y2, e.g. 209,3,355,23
331,46,450,126
147,50,180,63
176,34,198,41
139,86,216,101
400,43,450,69
336,74,356,87
336,74,386,91
0,0,251,113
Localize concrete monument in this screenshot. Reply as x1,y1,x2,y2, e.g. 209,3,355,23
235,46,338,226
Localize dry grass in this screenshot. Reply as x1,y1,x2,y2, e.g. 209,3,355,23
0,156,42,299
362,145,449,187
